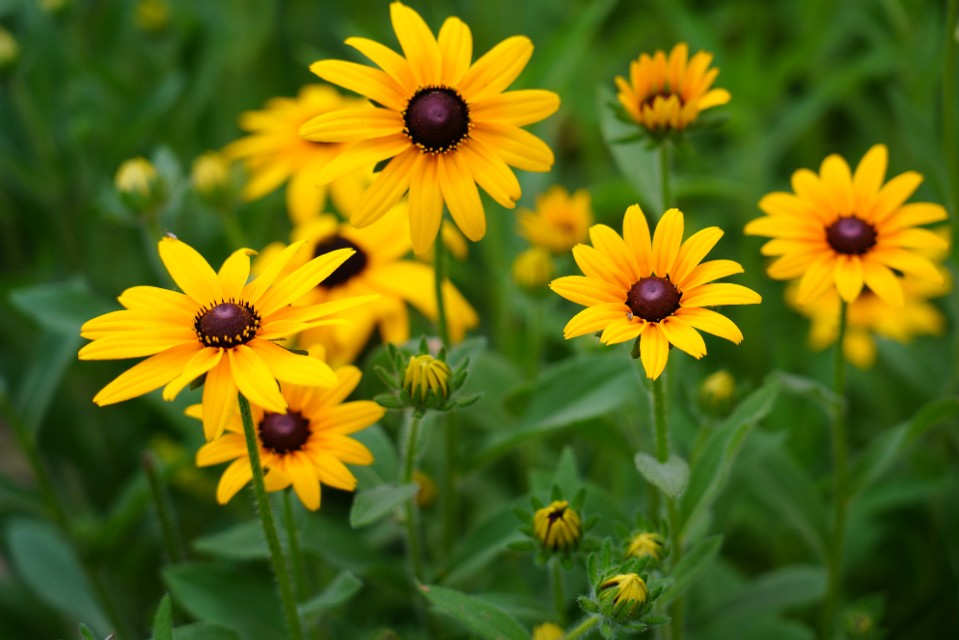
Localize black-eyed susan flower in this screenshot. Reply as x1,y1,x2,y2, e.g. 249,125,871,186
254,207,477,365
517,186,593,254
550,205,761,380
224,85,370,224
626,532,664,561
301,1,560,254
615,43,730,136
745,144,949,306
512,246,555,291
533,500,582,553
79,236,378,440
532,622,565,640
190,365,383,511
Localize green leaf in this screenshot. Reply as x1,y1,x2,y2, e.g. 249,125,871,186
680,377,780,538
420,584,527,640
635,453,689,499
436,507,526,587
153,594,173,640
597,85,662,213
15,331,83,436
298,571,362,620
192,522,267,561
169,623,241,640
707,565,825,622
659,535,723,605
163,563,284,640
349,483,419,528
78,624,97,640
849,397,959,498
6,519,110,637
8,277,114,336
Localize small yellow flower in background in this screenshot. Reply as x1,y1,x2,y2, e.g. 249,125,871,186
404,354,452,402
301,1,560,254
533,500,582,552
254,207,477,365
413,469,437,508
700,369,735,408
441,223,469,261
745,144,948,306
39,0,70,14
190,365,383,511
79,236,378,440
615,43,730,135
551,205,761,379
115,157,159,197
532,622,565,640
191,151,231,198
626,532,664,561
0,25,19,70
598,573,648,620
513,246,555,291
224,85,371,224
517,186,593,254
135,0,169,32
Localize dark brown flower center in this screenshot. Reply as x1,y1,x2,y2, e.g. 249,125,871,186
194,300,261,347
259,411,311,454
403,87,470,154
313,235,367,288
547,505,568,524
626,276,682,323
826,216,877,255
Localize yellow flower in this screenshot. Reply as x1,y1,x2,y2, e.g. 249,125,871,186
115,157,158,197
518,186,593,253
532,622,565,640
404,354,452,402
0,25,19,69
551,205,761,379
301,1,560,254
700,370,735,407
626,532,664,561
191,151,230,197
135,0,169,32
413,469,437,508
190,365,383,511
254,207,478,365
79,236,377,440
615,43,730,134
512,246,555,291
224,85,370,224
746,144,948,305
533,500,581,552
598,573,648,620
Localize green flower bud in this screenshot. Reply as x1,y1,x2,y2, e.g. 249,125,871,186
597,573,648,622
533,500,582,553
626,532,664,561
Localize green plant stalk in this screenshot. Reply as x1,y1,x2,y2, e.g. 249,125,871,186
565,615,600,639
659,140,673,209
433,218,451,347
143,452,185,563
283,489,308,601
440,412,458,555
238,395,304,640
552,557,566,625
944,0,959,233
821,302,849,640
403,412,426,582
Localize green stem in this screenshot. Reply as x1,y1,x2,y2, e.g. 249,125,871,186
143,452,185,564
238,395,304,640
551,558,566,625
220,208,248,250
283,489,308,601
821,301,849,640
659,140,673,210
403,412,426,583
944,0,959,231
433,219,451,347
651,376,669,464
565,615,600,639
440,413,458,555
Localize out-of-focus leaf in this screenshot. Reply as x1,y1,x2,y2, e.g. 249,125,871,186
702,565,824,622
436,507,526,587
298,571,362,620
15,331,83,435
349,483,418,528
192,522,267,561
352,425,400,490
660,535,722,605
168,623,241,640
162,563,284,640
636,453,689,499
597,85,662,214
420,584,527,640
6,519,110,637
153,594,173,640
8,277,114,336
78,624,97,640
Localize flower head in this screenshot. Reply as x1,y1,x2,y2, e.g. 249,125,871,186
404,354,452,403
301,1,560,254
512,246,555,291
532,622,565,640
615,43,730,136
551,205,761,379
746,144,949,305
533,500,582,553
626,532,664,561
79,236,377,440
699,369,735,408
518,186,593,253
224,85,370,224
191,151,231,199
191,365,383,510
254,207,477,365
598,573,648,621
115,157,159,198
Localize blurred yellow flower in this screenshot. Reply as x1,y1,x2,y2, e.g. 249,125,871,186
0,25,19,69
512,246,555,291
615,43,730,135
551,205,760,379
533,500,581,552
746,144,948,305
302,1,560,254
135,0,169,32
224,85,370,224
191,151,231,198
517,186,593,253
700,370,735,408
626,531,664,561
190,365,383,511
532,622,565,640
115,157,158,197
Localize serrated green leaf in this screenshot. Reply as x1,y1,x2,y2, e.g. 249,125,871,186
153,594,173,640
420,585,527,640
349,483,418,528
298,571,362,620
659,535,723,605
635,453,689,499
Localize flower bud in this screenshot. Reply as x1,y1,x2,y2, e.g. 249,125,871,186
403,354,452,403
626,532,663,561
136,0,169,32
512,246,554,292
700,369,735,410
0,26,20,71
533,500,581,553
115,157,159,197
413,469,437,508
532,622,565,640
191,151,231,202
597,573,648,622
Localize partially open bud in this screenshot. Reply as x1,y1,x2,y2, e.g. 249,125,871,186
533,500,582,553
626,532,664,561
115,157,164,214
532,622,565,640
597,573,648,622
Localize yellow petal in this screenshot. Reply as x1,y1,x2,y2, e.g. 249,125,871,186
408,156,445,255
324,401,387,435
563,302,628,339
572,244,631,290
651,208,684,276
118,285,196,316
218,249,255,301
288,453,322,510
437,16,472,85
308,59,406,111
202,358,240,440
346,36,416,93
834,255,864,302
158,237,222,304
599,316,643,345
257,248,354,316
351,148,417,228
672,227,723,286
682,259,744,290
300,107,404,142
242,241,309,305
313,135,410,185
390,1,441,86
660,316,707,358
78,328,196,360
820,154,854,215
851,144,887,213
162,347,223,401
91,342,200,406
639,324,669,379
469,90,560,126
682,282,763,308
196,434,247,467
549,275,625,306
795,256,836,305
861,259,904,307
870,171,923,224
623,204,653,276
457,138,521,208
676,307,744,343
459,36,533,102
305,449,356,491
589,224,638,283
470,123,554,172
438,153,485,243
252,340,338,387
228,345,286,414
216,458,254,505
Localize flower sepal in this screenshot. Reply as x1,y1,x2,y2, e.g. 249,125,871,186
374,339,479,417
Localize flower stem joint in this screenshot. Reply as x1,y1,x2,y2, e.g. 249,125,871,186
374,339,479,417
